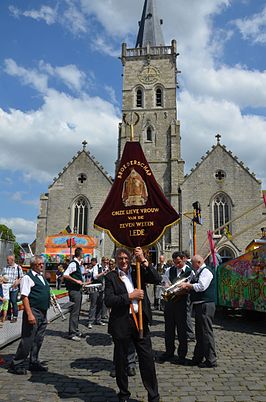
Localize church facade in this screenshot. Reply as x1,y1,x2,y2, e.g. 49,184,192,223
36,0,265,261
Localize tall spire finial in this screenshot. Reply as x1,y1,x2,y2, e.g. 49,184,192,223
136,0,165,47
82,140,87,150
215,134,221,144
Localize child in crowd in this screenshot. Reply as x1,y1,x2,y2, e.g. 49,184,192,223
0,275,10,325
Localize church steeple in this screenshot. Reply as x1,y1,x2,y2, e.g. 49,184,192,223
136,0,165,47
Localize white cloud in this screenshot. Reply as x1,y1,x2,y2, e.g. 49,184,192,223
39,61,87,92
62,2,88,35
179,91,266,185
0,61,120,182
4,59,48,94
9,5,57,25
234,5,266,44
183,65,266,108
0,217,36,243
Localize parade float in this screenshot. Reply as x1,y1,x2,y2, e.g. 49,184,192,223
41,233,98,282
217,243,266,313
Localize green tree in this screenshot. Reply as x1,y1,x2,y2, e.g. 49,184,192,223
0,224,16,241
0,224,20,259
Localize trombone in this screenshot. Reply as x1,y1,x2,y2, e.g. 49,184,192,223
50,292,66,321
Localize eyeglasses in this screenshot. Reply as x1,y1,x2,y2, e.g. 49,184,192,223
36,262,44,266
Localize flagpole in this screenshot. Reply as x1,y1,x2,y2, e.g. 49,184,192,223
127,114,143,338
136,260,143,338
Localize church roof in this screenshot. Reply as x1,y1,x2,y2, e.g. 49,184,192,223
183,138,261,185
49,145,113,189
136,0,165,47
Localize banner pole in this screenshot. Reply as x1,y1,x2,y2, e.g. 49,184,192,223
136,260,143,339
130,124,134,141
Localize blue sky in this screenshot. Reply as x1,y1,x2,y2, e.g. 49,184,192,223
0,0,265,243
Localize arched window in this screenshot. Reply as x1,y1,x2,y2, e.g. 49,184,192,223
212,193,231,235
136,88,143,108
146,126,153,141
218,247,236,264
156,87,163,107
72,196,89,235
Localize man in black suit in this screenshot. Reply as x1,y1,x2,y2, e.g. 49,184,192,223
105,247,160,402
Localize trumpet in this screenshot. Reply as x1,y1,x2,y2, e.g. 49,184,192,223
161,277,189,302
50,292,67,321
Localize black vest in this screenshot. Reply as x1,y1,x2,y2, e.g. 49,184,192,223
27,270,50,311
92,264,103,284
65,260,83,291
190,266,215,303
169,265,191,284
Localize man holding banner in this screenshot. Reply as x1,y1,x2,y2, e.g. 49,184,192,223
105,246,160,402
94,138,179,401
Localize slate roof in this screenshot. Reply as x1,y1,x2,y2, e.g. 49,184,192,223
136,0,165,47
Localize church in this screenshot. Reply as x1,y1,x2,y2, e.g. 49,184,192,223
36,0,265,263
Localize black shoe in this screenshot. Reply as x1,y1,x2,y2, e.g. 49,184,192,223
29,362,48,372
198,361,217,368
110,369,116,378
158,353,175,362
127,367,136,376
8,364,27,375
176,357,186,365
186,359,202,366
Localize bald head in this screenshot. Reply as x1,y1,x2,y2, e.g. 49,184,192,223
191,255,204,270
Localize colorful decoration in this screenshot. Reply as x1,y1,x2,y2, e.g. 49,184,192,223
217,245,266,312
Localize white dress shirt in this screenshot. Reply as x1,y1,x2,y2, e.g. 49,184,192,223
63,257,81,276
118,268,138,313
192,264,213,293
20,270,46,297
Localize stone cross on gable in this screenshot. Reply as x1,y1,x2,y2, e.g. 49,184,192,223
82,140,87,150
215,133,221,144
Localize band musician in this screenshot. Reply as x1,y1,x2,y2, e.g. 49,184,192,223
179,254,217,368
160,251,192,365
105,247,161,402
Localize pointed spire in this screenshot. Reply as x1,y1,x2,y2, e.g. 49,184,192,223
136,0,165,47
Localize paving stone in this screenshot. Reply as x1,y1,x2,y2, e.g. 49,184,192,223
0,304,265,401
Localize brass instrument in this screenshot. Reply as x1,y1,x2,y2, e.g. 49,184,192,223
161,277,189,302
50,292,66,321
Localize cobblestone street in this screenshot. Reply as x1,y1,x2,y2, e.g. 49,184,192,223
0,301,265,402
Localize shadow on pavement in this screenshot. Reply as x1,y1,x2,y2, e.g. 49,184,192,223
71,356,112,373
214,309,266,335
29,371,118,401
86,332,112,346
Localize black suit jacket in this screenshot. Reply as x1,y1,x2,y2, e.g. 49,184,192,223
105,265,161,339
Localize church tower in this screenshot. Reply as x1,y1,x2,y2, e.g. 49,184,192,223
117,0,184,254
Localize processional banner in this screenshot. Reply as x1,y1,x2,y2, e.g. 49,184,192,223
94,141,179,248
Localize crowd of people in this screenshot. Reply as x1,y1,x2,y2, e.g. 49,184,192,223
1,247,218,402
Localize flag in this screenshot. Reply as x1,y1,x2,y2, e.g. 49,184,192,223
224,225,232,240
60,225,72,234
94,141,179,249
207,230,216,268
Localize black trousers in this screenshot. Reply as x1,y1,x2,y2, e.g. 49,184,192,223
88,291,104,324
193,302,217,365
68,289,82,336
164,298,188,359
113,316,159,402
12,308,47,367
